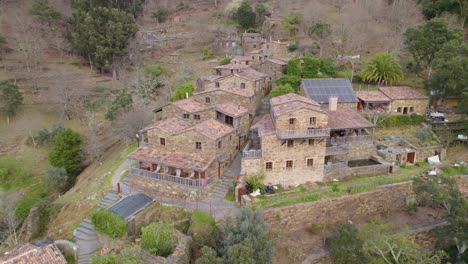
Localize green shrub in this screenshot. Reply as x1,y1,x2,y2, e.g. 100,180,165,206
247,174,266,191
90,209,128,238
170,82,195,102
287,56,337,78
219,57,232,65
307,223,324,235
30,0,61,23
377,115,425,128
48,128,83,178
91,247,144,264
45,167,69,192
189,210,217,248
202,48,215,60
0,168,9,181
141,222,177,257
288,42,299,52
275,75,302,92
269,84,295,98
152,6,169,23
144,64,168,77
15,187,49,219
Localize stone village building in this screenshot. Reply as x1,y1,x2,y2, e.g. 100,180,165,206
357,87,428,115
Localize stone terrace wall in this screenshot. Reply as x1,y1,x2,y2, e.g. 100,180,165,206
264,176,468,230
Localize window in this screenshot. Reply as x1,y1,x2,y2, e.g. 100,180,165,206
287,140,294,147
195,142,202,150
265,162,273,171
252,56,255,60
215,82,220,88
218,141,222,149
205,97,211,103
309,117,316,126
240,83,246,89
231,69,234,74
307,158,314,167
286,160,293,168
194,114,201,120
289,118,296,125
253,44,257,48
397,107,402,113
183,113,190,119
246,61,249,65
229,135,232,141
409,107,414,112
160,138,166,146
267,44,270,49
225,115,234,126
308,139,315,145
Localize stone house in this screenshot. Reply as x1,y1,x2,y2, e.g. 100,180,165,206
241,32,265,55
232,55,254,66
356,90,392,112
161,97,214,124
192,87,257,114
301,78,358,109
214,37,242,57
214,62,250,76
255,58,289,81
0,241,67,264
379,86,428,115
248,40,291,65
241,93,330,186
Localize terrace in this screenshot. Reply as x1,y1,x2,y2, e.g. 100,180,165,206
276,128,331,139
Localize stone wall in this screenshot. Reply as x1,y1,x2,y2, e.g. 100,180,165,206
192,90,256,114
264,176,468,230
128,174,214,201
161,104,214,125
389,99,427,115
275,108,328,131
348,140,376,159
255,60,287,81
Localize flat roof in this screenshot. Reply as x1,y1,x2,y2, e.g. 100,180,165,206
109,193,153,221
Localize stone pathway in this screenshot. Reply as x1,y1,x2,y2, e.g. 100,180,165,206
74,191,120,264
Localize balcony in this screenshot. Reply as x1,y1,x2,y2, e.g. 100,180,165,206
276,128,330,139
242,140,262,160
130,167,212,188
328,135,373,145
325,145,349,156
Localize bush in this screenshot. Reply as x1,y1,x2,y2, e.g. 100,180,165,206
189,210,218,248
268,84,295,98
34,124,64,146
48,129,83,177
246,174,266,191
377,115,425,128
327,222,366,264
195,246,223,264
307,223,324,235
170,82,195,102
105,90,133,121
0,168,9,181
152,6,169,23
219,57,232,65
275,75,302,92
287,56,337,78
288,42,299,52
202,48,215,60
30,0,61,23
45,167,69,192
91,247,144,264
141,222,177,257
90,209,128,238
144,64,168,77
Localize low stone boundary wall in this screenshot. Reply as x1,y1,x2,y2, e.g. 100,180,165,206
349,164,391,176
264,175,467,231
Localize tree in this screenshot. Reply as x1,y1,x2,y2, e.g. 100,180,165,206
112,108,150,146
281,13,302,37
71,6,137,74
328,222,367,264
170,82,195,102
45,167,69,192
106,90,133,121
255,3,270,26
427,41,468,113
30,0,61,24
275,75,302,92
269,84,295,98
404,18,463,79
73,0,144,17
141,222,177,257
152,6,169,23
413,175,460,214
308,21,331,57
195,246,223,264
221,208,274,264
360,53,403,85
0,81,23,123
420,0,468,26
287,56,337,78
49,129,84,177
234,0,256,30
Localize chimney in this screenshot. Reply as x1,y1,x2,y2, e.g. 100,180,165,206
329,96,338,111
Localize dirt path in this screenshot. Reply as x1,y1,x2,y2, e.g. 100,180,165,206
111,159,130,192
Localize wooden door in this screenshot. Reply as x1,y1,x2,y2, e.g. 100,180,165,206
407,152,415,164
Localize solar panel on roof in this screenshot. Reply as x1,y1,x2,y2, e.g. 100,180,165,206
301,78,358,103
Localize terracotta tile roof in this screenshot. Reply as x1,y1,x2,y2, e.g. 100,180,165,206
270,93,320,107
249,49,263,54
242,33,262,37
379,86,428,100
194,119,234,140
198,75,222,82
143,117,192,134
214,63,250,70
0,241,67,264
220,86,255,97
327,108,374,129
233,56,253,61
236,68,268,81
356,91,391,102
272,101,323,117
251,114,276,137
128,147,216,171
172,97,212,113
267,58,288,65
215,103,248,117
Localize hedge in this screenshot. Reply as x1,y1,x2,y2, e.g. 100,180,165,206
378,115,426,128
90,209,128,239
141,222,177,257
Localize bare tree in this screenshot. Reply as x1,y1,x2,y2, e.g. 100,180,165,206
113,108,152,146
0,192,21,247
12,15,45,74
82,111,105,164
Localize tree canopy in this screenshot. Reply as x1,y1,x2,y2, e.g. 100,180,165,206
234,0,256,30
71,6,137,72
360,53,403,85
0,81,23,118
269,84,295,98
404,18,463,79
106,90,133,121
48,129,84,178
287,56,337,78
170,82,195,102
30,0,62,24
420,0,467,26
328,222,367,264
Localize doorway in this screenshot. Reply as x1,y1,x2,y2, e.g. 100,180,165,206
403,107,408,115
407,152,415,164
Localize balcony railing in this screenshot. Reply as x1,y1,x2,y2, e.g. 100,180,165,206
130,167,212,188
242,140,262,159
328,135,373,145
276,128,330,139
325,145,349,156
324,162,348,172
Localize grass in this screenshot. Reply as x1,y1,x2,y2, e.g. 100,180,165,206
224,192,236,202
441,166,468,176
191,210,216,227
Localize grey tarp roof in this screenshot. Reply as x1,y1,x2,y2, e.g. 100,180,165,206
109,193,153,221
301,78,358,104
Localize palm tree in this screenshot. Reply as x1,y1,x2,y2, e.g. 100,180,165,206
360,53,403,85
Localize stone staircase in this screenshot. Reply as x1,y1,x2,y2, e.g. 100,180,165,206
258,98,270,116
210,178,234,200
74,191,121,264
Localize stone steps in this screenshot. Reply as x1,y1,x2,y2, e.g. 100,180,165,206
78,252,96,264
